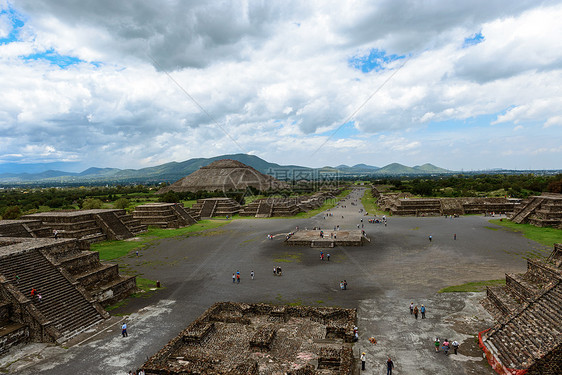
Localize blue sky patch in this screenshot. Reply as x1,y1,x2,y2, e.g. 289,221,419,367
349,48,405,73
24,49,85,68
463,32,484,47
0,7,26,45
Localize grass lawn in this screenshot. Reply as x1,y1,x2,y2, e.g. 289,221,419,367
488,219,562,247
438,279,506,293
361,188,390,215
91,219,232,261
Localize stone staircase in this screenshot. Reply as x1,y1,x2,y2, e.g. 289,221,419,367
133,203,195,228
0,220,51,238
256,201,272,218
511,196,545,224
0,248,106,342
170,204,198,225
114,211,147,235
199,199,217,218
481,243,562,373
94,211,134,240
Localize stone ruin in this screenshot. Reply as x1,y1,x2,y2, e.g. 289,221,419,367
190,198,241,219
141,302,357,374
240,191,338,218
21,209,147,244
157,159,290,194
132,202,199,228
510,193,562,229
286,230,369,248
372,186,520,217
480,243,562,374
0,235,138,353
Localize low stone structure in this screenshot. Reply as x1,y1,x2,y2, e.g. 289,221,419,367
286,230,368,248
510,194,562,229
21,209,147,244
372,186,520,216
141,302,357,374
190,198,241,219
480,243,562,374
132,203,198,228
240,197,302,218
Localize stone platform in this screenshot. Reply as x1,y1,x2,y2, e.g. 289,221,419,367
141,302,356,374
285,230,368,248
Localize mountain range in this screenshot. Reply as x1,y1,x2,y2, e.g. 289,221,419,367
0,154,453,185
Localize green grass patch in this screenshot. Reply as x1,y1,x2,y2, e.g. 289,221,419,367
489,219,562,247
293,189,351,219
273,253,302,263
361,188,390,215
484,226,499,231
438,279,506,293
105,277,161,312
91,219,231,261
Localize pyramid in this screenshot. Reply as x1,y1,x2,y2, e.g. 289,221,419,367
157,159,290,194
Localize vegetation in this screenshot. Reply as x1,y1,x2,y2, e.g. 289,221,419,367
370,174,562,198
438,279,506,293
91,219,231,260
361,188,389,215
293,189,351,219
488,219,562,247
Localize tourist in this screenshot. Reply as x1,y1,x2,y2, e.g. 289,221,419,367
320,251,324,260
15,275,19,284
343,280,347,290
452,340,459,354
277,266,282,276
232,273,236,283
409,302,414,314
250,270,254,280
53,230,58,239
122,322,128,337
273,266,277,276
31,288,36,298
361,352,366,370
37,293,42,303
327,253,330,261
429,235,432,242
434,338,440,352
236,271,240,283
340,281,344,290
421,304,426,319
454,233,457,240
386,357,394,375
413,305,419,319
442,339,450,355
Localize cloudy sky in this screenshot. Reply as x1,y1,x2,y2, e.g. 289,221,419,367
1,0,561,173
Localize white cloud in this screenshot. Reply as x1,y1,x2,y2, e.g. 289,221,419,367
0,0,560,171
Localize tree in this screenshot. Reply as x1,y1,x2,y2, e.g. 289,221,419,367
159,191,179,203
114,198,130,209
546,179,562,194
82,198,103,209
3,206,22,219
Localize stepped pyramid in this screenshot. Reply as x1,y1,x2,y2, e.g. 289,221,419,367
480,243,562,374
157,159,289,194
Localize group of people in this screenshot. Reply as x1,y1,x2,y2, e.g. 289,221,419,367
320,251,330,261
272,266,282,276
232,271,241,283
339,280,347,290
30,288,42,303
409,302,426,319
434,337,460,355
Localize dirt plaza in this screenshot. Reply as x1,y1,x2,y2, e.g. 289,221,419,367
1,188,553,374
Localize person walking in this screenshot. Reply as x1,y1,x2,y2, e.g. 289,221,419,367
250,270,254,280
413,305,419,319
361,352,366,370
442,339,450,355
429,235,432,242
386,357,394,375
421,304,426,319
327,253,330,261
232,273,236,283
454,233,457,240
452,340,459,355
343,280,347,290
434,337,440,352
409,302,414,315
122,322,128,337
236,271,240,283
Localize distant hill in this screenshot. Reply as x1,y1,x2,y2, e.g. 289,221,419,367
0,154,454,185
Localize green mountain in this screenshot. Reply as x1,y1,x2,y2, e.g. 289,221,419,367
0,154,453,185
